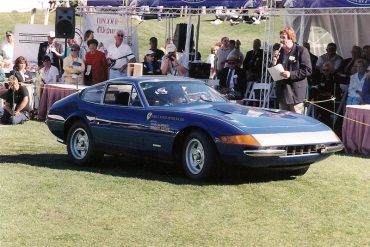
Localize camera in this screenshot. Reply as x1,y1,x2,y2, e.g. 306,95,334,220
168,53,176,61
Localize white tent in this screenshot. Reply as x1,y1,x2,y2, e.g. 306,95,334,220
284,8,370,58
278,0,370,58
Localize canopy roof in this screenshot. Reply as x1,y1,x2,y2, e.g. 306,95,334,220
282,0,370,8
86,0,262,8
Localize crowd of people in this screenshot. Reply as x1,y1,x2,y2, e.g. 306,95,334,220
209,29,370,127
1,26,370,126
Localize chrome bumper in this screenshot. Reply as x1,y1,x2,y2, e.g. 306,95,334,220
243,143,343,157
243,149,287,157
320,144,344,154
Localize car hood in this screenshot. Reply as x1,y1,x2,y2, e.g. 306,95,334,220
183,103,326,133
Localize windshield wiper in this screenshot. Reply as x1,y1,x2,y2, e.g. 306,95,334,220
198,95,213,102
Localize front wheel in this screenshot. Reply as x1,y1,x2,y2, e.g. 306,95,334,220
66,121,102,165
182,130,220,181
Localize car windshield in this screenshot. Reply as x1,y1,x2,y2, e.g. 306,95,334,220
140,80,226,106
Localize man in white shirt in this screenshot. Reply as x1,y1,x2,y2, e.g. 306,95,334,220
106,30,136,79
160,43,189,76
0,31,15,71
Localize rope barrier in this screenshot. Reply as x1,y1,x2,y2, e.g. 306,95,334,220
305,98,370,127
19,83,84,92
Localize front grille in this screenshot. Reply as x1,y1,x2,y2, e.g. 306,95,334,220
285,145,319,156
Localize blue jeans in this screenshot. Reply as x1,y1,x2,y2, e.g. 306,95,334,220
109,69,127,79
1,110,30,125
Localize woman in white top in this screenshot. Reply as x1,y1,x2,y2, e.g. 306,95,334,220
206,45,219,79
39,55,60,84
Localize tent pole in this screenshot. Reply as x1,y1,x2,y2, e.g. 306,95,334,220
195,10,200,61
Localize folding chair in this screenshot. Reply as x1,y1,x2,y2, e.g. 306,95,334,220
242,82,271,107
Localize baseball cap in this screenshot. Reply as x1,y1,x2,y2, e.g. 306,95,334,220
144,49,154,56
48,31,55,38
5,31,13,36
166,43,177,53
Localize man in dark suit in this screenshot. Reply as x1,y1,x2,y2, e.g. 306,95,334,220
243,38,263,82
271,27,312,114
37,31,64,73
217,55,247,100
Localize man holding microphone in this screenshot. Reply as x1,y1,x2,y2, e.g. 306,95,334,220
271,27,312,114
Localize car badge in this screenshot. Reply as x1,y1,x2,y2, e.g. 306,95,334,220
147,112,152,120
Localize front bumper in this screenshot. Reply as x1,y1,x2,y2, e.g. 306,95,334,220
217,142,343,168
243,143,344,157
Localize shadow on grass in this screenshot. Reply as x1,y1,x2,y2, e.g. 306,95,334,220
0,153,296,185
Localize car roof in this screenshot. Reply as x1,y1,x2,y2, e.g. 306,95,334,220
108,76,202,84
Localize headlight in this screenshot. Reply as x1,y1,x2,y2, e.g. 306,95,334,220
219,135,261,146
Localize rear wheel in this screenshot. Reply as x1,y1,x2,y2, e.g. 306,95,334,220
66,121,102,165
182,130,219,181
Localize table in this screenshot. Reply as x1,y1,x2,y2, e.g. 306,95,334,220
38,83,86,120
342,105,370,154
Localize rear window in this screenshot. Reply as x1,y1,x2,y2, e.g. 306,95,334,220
81,84,105,103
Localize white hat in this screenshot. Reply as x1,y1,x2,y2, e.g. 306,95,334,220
144,49,154,56
48,31,55,38
166,43,177,53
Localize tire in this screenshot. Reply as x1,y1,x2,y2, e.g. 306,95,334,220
66,121,102,166
182,130,219,181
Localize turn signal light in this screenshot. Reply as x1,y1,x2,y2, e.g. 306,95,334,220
219,135,261,146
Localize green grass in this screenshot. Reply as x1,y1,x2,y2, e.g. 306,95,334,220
1,121,370,246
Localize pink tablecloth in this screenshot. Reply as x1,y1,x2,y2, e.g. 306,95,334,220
342,105,370,155
38,84,86,120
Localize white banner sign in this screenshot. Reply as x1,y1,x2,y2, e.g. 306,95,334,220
83,14,139,60
14,24,65,67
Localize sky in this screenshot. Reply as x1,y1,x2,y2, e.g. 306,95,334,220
0,0,48,13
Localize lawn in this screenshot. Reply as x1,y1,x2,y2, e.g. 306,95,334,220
1,121,370,246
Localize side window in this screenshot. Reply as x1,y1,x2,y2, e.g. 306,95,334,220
81,84,105,103
103,83,142,107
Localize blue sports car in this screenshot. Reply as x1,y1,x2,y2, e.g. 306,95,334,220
46,76,343,180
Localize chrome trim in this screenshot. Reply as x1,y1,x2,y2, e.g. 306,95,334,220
47,114,65,121
57,138,65,144
152,144,161,148
320,144,344,154
243,149,287,157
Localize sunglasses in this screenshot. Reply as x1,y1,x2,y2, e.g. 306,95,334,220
228,62,236,65
117,34,124,37
71,49,79,51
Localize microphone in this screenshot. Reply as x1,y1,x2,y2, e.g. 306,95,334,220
272,44,282,64
277,43,283,54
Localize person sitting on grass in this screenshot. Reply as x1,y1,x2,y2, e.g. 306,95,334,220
0,75,30,125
